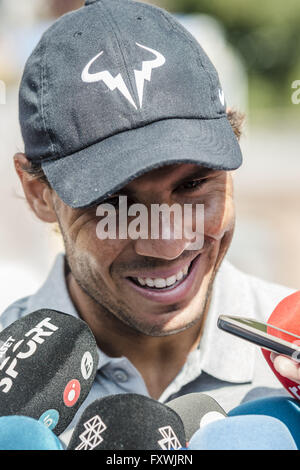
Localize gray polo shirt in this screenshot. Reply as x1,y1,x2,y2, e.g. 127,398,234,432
0,254,293,446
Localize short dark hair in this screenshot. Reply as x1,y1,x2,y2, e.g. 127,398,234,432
21,108,245,186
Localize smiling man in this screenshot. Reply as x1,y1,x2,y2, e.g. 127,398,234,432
0,0,294,444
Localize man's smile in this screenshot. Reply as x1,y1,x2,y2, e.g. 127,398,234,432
124,253,203,305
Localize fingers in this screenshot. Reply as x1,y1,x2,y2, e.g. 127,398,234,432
270,353,300,384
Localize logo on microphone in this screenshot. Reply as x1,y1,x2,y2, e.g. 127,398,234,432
0,338,14,367
157,426,182,450
81,351,94,380
75,415,107,450
39,409,60,430
0,318,59,394
289,385,300,400
63,379,81,407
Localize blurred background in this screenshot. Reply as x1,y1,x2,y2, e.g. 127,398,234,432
0,0,299,312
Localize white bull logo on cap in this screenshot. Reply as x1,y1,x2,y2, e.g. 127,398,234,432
81,43,166,109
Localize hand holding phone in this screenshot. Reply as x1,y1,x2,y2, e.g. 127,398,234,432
218,291,300,401
217,315,300,363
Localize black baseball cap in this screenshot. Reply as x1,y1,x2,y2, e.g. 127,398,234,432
19,0,242,209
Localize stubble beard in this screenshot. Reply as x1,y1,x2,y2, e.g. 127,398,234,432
57,211,233,337
63,243,223,338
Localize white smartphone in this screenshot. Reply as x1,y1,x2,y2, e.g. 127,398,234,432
217,315,300,362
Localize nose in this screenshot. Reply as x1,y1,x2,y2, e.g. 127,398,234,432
134,237,192,260
133,209,200,259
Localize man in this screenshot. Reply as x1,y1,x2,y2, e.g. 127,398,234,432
0,0,296,445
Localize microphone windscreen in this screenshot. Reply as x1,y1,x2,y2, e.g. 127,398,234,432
68,393,186,450
188,415,297,450
261,291,300,401
166,393,227,441
0,309,98,435
228,396,300,449
0,416,64,450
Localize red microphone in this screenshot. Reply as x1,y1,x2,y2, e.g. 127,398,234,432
262,291,300,401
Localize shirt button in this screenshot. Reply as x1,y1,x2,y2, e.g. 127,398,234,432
113,369,128,383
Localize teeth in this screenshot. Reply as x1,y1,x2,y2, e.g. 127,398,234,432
135,263,191,289
154,278,166,288
166,275,177,286
145,278,154,287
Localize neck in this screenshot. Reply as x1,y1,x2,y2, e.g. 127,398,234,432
66,272,210,399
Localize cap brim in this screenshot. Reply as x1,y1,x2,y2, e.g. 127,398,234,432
42,117,242,209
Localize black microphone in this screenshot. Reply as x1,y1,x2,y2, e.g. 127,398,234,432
166,393,227,442
68,393,186,450
0,309,98,435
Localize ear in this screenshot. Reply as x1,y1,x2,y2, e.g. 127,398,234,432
14,153,58,223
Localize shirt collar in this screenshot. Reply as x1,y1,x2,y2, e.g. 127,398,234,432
27,253,255,384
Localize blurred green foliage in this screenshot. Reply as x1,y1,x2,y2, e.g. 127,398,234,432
161,0,300,110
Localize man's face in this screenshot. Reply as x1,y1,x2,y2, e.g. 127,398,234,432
52,163,235,336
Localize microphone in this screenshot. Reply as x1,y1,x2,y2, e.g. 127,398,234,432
188,415,297,450
166,393,227,442
228,396,300,449
0,309,98,435
0,416,64,450
261,291,300,401
68,393,186,450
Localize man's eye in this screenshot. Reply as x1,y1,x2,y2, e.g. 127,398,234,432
180,179,206,191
